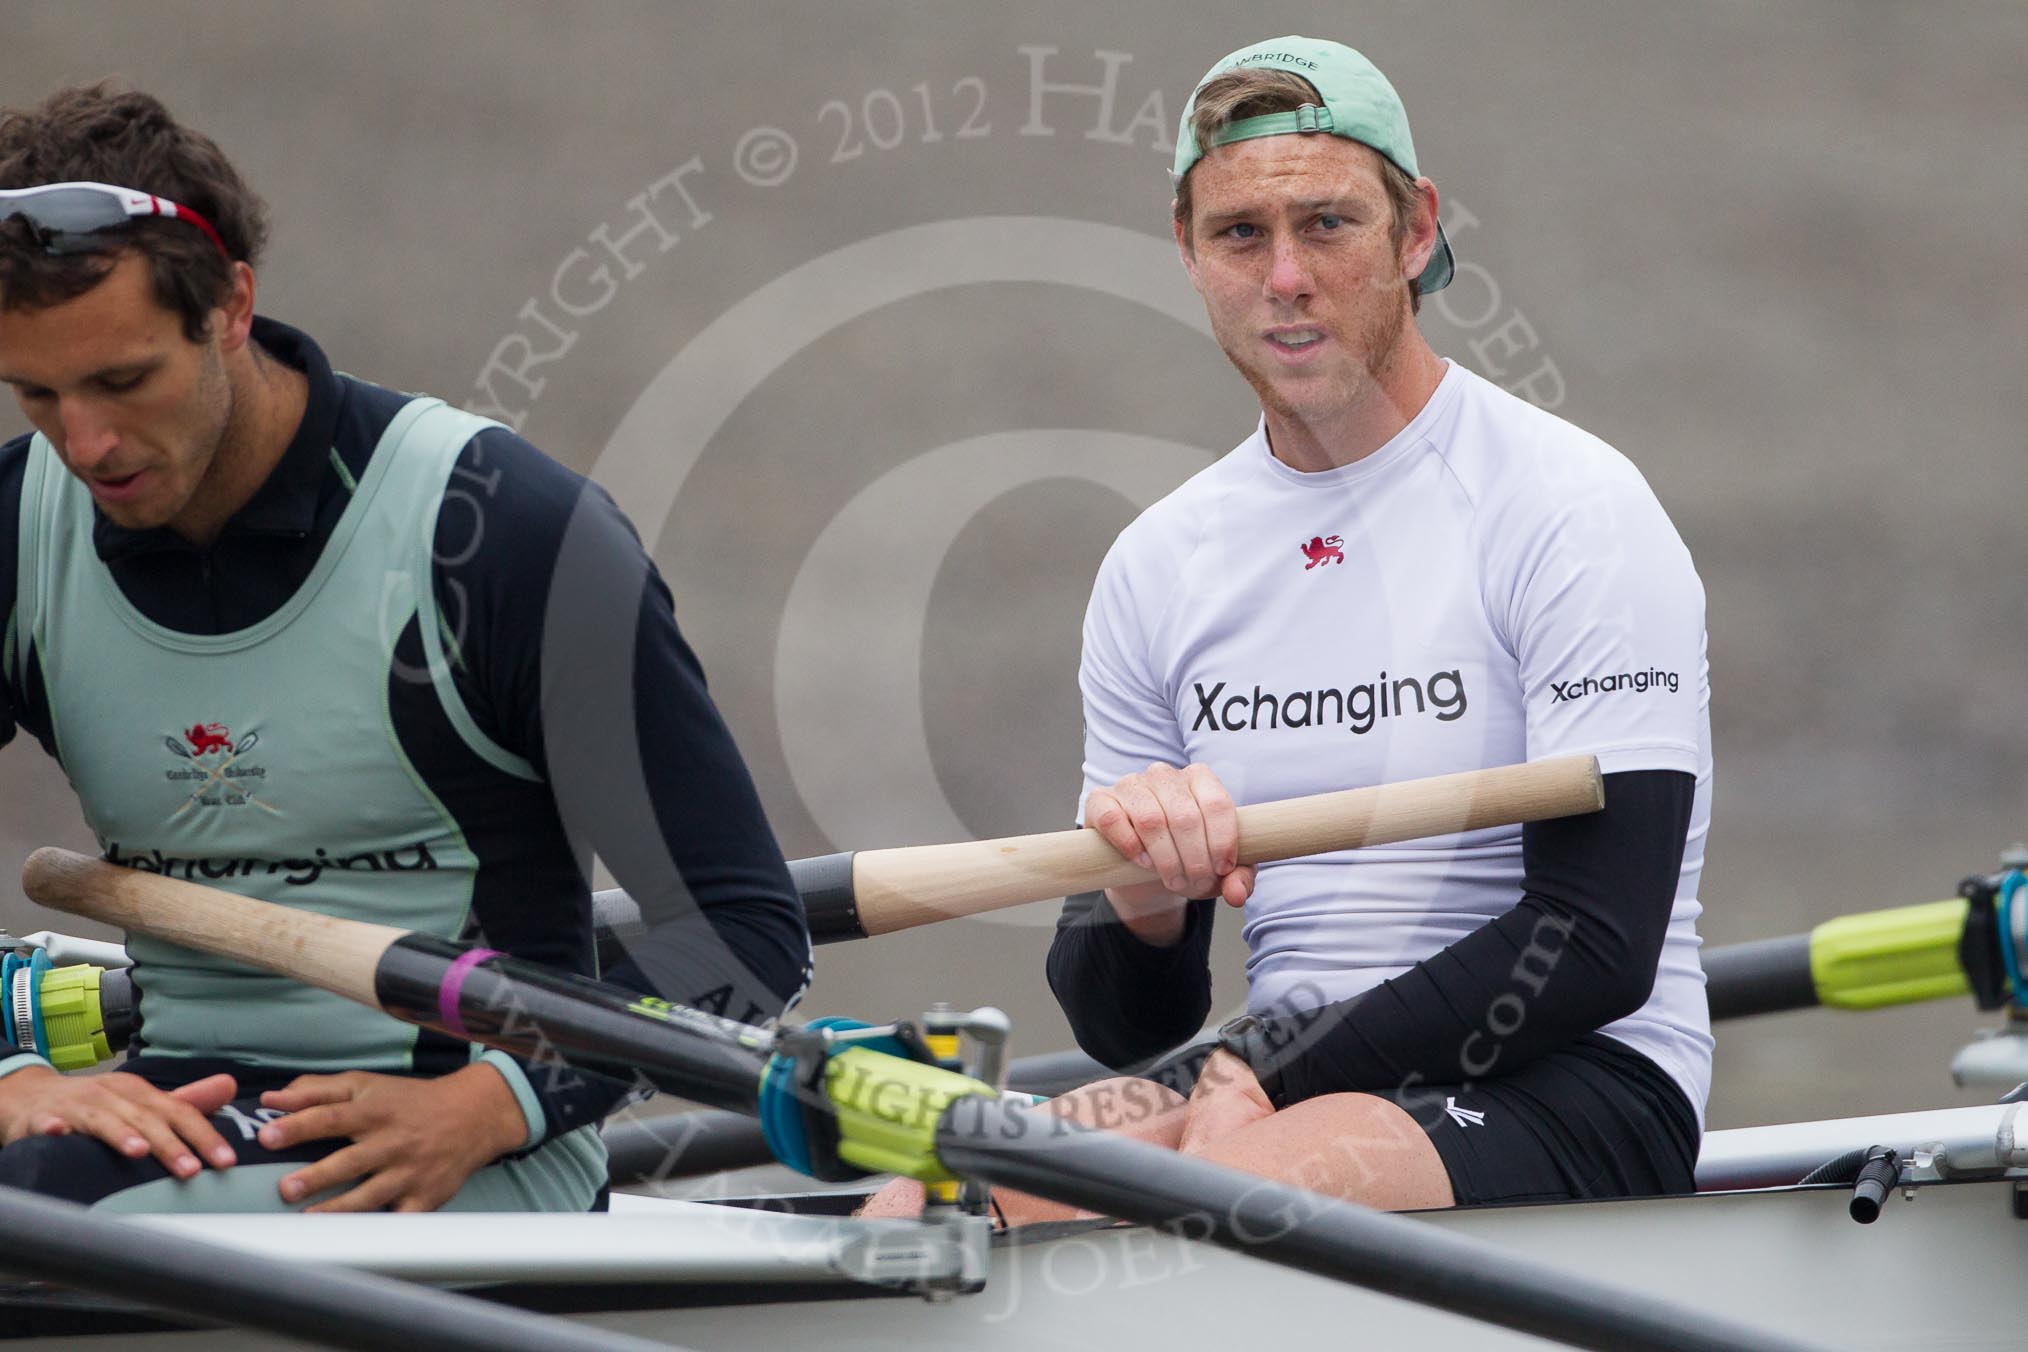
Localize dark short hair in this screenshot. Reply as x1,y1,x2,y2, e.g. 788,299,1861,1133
0,84,268,342
1173,69,1423,314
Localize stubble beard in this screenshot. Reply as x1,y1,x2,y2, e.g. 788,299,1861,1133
157,338,238,537
1237,270,1412,440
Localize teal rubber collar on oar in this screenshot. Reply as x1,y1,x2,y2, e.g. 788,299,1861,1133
0,953,21,1048
1997,870,2027,1008
7,950,52,1054
759,1017,921,1181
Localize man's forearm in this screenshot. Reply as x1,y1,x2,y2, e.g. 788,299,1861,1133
1251,769,1694,1105
450,1060,539,1159
1047,889,1217,1069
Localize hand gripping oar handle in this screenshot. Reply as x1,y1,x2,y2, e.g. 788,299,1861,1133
801,754,1605,940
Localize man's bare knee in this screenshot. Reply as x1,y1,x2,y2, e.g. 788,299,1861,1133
1189,1092,1453,1211
854,1177,927,1219
1047,1076,1189,1145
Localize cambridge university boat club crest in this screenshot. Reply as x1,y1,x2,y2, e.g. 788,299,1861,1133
160,722,277,816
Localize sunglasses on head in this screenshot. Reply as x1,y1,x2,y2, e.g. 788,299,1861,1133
0,181,229,260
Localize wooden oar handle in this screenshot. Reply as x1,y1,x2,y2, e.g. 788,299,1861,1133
24,756,1602,956
1231,755,1603,865
20,847,404,1007
850,754,1603,936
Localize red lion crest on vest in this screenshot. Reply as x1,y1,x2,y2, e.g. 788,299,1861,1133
185,723,232,755
1300,535,1345,569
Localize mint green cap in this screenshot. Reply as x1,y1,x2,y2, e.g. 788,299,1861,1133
1171,36,1454,292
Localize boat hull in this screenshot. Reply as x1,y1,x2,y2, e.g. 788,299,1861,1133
1,1177,2019,1351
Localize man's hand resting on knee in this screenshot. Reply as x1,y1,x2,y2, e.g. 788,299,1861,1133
0,1067,239,1178
255,1065,528,1212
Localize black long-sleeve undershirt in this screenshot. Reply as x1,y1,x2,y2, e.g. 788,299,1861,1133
1047,769,1694,1102
1047,890,1217,1070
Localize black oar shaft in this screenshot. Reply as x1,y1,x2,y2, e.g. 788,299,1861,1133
933,1096,1830,1352
372,934,771,1116
1704,934,1819,1019
602,1109,782,1183
0,1184,685,1352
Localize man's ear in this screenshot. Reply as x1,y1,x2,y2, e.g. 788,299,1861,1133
1402,178,1440,284
1174,210,1202,292
213,261,257,353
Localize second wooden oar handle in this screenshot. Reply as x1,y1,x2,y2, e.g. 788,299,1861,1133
20,846,404,1006
850,754,1603,936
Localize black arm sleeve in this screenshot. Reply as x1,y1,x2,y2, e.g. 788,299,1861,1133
0,437,58,759
1046,887,1217,1069
0,435,29,752
437,429,810,1133
584,557,814,1022
1256,769,1695,1105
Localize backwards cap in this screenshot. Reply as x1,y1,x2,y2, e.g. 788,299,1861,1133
1171,36,1454,292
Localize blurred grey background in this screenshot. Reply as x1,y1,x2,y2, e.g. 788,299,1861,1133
0,1,2022,1130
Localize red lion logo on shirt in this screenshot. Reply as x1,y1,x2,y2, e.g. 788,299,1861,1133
185,723,232,755
1300,535,1345,569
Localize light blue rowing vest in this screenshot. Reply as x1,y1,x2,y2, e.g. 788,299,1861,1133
13,398,603,1211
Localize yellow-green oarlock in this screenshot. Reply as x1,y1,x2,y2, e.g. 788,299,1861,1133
36,963,116,1070
1809,898,1972,1010
823,1046,998,1183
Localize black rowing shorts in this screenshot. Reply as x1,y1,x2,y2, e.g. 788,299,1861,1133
1139,1032,1699,1206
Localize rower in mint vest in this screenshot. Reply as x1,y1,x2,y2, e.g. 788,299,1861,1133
0,87,809,1212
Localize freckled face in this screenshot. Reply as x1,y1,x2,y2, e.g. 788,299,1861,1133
1177,136,1417,427
0,251,232,531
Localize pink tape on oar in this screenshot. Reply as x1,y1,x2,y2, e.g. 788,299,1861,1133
438,948,504,1039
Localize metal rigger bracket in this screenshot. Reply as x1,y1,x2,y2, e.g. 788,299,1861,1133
1948,846,2028,1089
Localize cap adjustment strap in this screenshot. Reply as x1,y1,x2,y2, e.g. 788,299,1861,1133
1211,104,1336,150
